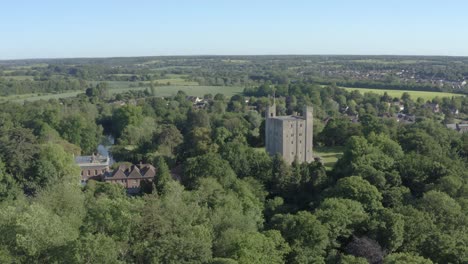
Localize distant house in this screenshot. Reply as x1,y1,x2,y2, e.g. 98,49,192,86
424,103,440,113
103,163,156,194
186,96,203,104
395,113,416,124
449,108,460,115
392,101,405,112
75,154,111,185
446,123,468,133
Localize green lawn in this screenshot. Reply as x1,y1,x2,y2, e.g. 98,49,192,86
3,75,35,81
0,83,243,103
339,87,463,101
150,85,243,97
314,146,344,170
0,91,83,103
253,146,343,170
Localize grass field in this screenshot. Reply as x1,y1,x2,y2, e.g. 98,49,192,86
3,75,35,81
149,85,243,97
0,82,244,103
340,87,463,101
0,91,83,103
314,146,344,170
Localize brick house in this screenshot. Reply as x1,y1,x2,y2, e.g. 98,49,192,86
103,163,156,194
75,154,110,185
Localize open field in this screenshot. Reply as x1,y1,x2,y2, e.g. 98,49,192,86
2,75,35,81
339,87,464,101
149,85,243,97
153,78,198,86
0,82,244,103
314,146,344,170
0,91,83,103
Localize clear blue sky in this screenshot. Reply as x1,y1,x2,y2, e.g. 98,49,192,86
1,0,468,59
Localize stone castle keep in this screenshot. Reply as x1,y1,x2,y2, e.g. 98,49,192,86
265,103,313,163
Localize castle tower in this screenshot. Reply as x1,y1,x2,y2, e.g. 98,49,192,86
265,102,314,164
304,106,314,163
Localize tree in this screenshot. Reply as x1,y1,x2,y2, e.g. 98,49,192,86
271,211,329,263
27,143,81,193
328,176,383,212
315,198,368,248
0,203,79,262
113,105,144,138
153,157,172,195
183,153,237,189
384,253,433,264
344,236,384,264
0,159,20,202
131,182,213,264
75,233,123,264
216,230,290,264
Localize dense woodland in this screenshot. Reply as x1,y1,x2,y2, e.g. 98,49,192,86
0,57,467,264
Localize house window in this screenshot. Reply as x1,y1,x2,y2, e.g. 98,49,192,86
87,170,90,176
134,180,138,183
300,124,303,127
95,170,98,175
81,171,83,176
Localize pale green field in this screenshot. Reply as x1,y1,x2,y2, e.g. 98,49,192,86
3,75,35,80
0,82,243,103
0,91,82,103
149,85,243,97
340,87,463,101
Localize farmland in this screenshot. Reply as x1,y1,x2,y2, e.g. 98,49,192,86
0,82,243,103
339,87,464,101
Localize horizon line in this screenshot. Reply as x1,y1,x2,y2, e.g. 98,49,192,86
1,53,468,62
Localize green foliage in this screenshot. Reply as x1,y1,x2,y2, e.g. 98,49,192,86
384,252,433,264
59,114,102,154
183,153,236,189
112,105,144,137
328,176,383,212
75,233,123,264
131,182,212,264
271,211,329,263
315,198,368,248
217,230,290,264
